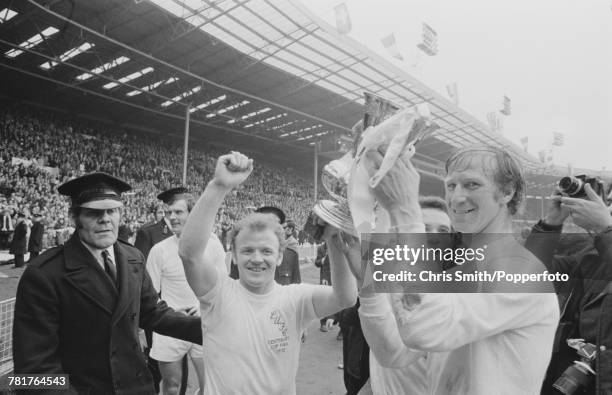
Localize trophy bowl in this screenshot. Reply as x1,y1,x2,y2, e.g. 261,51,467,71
313,199,357,238
321,152,353,203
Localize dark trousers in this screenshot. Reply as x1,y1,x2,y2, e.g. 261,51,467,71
145,330,162,393
28,251,39,261
338,302,370,395
13,254,24,268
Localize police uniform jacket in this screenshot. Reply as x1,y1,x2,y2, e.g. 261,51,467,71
133,220,170,260
9,221,28,255
28,222,44,253
13,233,202,395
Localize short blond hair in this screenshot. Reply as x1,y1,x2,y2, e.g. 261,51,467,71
230,213,287,253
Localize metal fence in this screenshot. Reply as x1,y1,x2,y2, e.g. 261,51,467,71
296,243,317,263
0,298,14,376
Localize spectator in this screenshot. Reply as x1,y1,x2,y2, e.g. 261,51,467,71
525,183,612,395
10,212,27,268
27,212,44,261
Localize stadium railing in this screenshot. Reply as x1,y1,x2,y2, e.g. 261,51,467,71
0,298,14,377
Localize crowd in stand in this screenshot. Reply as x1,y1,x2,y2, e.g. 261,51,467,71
0,105,315,249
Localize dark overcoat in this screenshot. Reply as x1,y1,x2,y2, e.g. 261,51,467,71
274,244,301,285
13,233,201,395
9,221,28,255
28,222,44,253
133,220,171,260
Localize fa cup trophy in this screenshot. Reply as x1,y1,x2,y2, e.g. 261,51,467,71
307,92,439,240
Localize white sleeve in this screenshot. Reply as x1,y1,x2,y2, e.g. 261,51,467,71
206,234,228,275
146,244,162,293
359,294,426,368
391,293,559,352
287,284,319,332
197,275,229,334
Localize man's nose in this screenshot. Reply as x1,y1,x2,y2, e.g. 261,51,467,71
448,187,467,205
251,250,264,262
99,211,112,222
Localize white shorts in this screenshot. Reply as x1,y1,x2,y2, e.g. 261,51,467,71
149,332,203,362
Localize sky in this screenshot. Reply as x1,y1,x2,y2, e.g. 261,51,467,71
305,0,612,172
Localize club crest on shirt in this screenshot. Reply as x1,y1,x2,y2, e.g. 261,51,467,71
267,309,289,353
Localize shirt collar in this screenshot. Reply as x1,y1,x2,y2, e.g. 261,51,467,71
81,240,115,267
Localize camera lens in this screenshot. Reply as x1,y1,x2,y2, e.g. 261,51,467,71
553,363,593,395
559,177,583,196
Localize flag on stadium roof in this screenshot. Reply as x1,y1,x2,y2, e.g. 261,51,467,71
446,82,459,105
334,3,352,35
381,33,404,61
417,23,438,56
520,136,528,152
500,96,511,116
552,132,564,146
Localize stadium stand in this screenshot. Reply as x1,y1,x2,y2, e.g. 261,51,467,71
0,104,317,249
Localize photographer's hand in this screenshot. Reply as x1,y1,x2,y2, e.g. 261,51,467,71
544,191,570,226
560,184,612,233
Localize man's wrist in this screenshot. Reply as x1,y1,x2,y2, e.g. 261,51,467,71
209,179,232,192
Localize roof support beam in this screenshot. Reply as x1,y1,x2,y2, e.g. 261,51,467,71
26,0,351,134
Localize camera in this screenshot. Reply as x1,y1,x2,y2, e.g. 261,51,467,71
552,339,597,395
558,175,604,199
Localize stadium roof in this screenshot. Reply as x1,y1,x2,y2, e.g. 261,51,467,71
1,0,608,189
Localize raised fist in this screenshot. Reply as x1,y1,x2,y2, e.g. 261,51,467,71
212,151,253,190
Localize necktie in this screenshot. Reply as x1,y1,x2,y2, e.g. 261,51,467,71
101,250,117,285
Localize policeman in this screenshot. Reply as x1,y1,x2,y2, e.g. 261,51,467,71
134,201,171,261
13,172,202,395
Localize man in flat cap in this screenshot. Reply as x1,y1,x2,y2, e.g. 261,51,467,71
147,187,227,395
13,172,203,395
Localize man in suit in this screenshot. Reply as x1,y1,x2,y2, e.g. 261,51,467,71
13,172,202,395
27,212,44,261
134,203,171,260
10,212,28,268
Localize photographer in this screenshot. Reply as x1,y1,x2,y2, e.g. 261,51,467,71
525,181,612,395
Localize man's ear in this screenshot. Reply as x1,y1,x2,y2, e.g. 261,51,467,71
500,185,516,204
